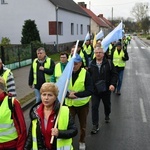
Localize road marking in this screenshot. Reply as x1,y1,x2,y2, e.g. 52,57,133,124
139,98,147,123
134,47,138,49
141,47,145,49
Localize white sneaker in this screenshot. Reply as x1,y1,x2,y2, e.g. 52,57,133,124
79,142,86,150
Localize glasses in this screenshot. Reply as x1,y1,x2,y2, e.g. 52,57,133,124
94,52,104,54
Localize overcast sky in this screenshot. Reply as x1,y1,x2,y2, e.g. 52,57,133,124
73,0,149,20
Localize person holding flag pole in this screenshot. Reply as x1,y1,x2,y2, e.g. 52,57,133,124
65,50,93,149
24,41,79,150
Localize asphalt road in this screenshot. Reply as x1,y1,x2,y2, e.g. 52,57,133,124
24,37,150,150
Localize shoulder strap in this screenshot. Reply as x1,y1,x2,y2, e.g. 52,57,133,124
8,96,14,118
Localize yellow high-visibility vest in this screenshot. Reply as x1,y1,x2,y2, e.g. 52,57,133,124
0,96,18,143
113,48,126,67
33,58,51,84
65,68,91,107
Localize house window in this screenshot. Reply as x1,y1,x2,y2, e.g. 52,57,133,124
81,24,83,35
71,23,74,35
49,21,63,35
77,24,78,35
1,0,8,4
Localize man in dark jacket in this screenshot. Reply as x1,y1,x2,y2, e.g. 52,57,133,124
28,47,55,103
88,46,118,134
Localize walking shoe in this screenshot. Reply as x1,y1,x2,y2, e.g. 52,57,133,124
79,142,86,150
105,116,110,123
116,91,121,95
91,125,99,134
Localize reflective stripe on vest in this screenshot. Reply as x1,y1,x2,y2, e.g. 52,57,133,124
2,69,11,91
33,57,51,84
31,106,73,150
57,106,73,150
32,119,38,150
0,96,18,143
54,63,62,82
83,44,92,55
65,68,91,107
113,48,126,67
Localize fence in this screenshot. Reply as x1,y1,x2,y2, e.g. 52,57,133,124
0,42,72,70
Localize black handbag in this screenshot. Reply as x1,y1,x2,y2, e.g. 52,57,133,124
95,80,107,93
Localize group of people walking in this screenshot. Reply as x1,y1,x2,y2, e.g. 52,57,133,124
0,35,129,149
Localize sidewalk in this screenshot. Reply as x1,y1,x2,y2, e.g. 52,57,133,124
12,65,35,109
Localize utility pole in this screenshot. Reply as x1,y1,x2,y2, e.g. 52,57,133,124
89,1,91,10
112,7,113,26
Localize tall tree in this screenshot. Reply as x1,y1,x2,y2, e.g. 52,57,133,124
21,19,41,44
141,16,150,34
131,2,149,22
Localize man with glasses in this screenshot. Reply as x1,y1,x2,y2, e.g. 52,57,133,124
88,46,118,134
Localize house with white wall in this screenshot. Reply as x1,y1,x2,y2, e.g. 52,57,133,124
0,0,90,45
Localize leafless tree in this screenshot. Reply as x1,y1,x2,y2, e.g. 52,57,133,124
131,2,149,22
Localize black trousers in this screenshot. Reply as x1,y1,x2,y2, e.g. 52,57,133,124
91,91,111,125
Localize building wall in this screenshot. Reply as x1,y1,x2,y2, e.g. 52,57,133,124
0,0,56,44
91,19,101,34
57,9,90,44
0,0,90,44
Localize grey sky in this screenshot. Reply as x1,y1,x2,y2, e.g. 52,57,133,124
74,0,149,20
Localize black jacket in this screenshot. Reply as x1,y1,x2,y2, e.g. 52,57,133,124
88,57,118,93
24,99,78,150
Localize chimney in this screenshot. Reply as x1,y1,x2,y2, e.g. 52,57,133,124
98,14,103,18
78,2,87,8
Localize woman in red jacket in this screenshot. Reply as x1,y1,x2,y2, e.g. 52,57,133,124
0,76,27,150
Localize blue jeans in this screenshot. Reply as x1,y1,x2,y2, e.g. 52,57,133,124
34,88,41,103
116,70,124,92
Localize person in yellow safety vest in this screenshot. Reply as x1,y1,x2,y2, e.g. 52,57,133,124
105,41,116,59
127,35,131,44
24,82,78,150
28,47,55,103
83,40,94,64
51,52,68,83
0,76,27,149
65,54,93,150
0,58,17,97
68,42,89,69
123,36,128,51
111,41,129,95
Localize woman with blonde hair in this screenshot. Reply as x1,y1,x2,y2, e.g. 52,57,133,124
25,82,77,150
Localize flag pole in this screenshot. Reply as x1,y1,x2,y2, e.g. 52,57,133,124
50,78,69,144
50,40,79,144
